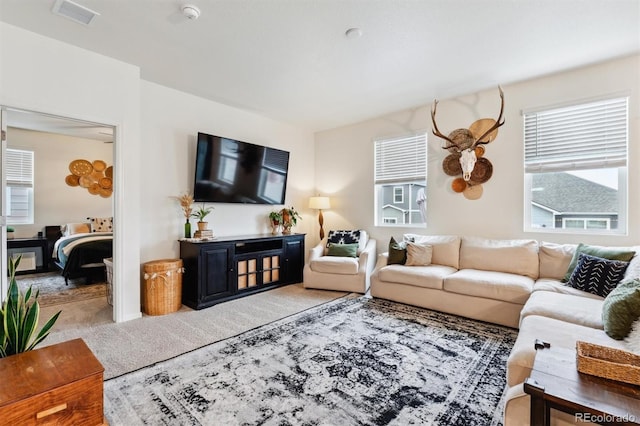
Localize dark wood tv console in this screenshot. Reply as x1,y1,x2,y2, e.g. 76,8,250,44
179,233,305,310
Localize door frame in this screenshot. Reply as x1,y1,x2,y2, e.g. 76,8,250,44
0,105,117,316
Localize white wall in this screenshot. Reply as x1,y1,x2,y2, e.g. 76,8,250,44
7,128,113,238
315,54,640,249
0,22,141,322
139,81,317,262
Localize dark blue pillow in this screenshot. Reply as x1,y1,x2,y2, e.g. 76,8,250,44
567,253,630,298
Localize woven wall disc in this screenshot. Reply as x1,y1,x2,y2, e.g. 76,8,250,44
88,183,101,195
100,177,113,189
451,177,467,193
447,128,474,151
65,174,80,187
442,154,462,176
69,159,92,176
474,146,485,157
469,118,498,142
105,166,113,178
463,183,483,200
99,187,112,198
92,160,107,172
469,157,493,185
79,176,93,188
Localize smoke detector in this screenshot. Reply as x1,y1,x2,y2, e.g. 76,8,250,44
182,4,201,20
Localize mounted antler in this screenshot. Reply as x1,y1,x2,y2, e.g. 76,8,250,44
431,100,459,152
432,86,506,183
472,86,505,147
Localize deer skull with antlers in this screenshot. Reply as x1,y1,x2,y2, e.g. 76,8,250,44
431,87,505,183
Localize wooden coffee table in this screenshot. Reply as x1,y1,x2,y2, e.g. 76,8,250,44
523,341,640,426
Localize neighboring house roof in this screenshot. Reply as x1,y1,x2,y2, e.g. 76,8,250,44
532,173,617,213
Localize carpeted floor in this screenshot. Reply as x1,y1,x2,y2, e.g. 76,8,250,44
104,295,517,426
16,271,107,307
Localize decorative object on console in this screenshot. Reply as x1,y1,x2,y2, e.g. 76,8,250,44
280,206,301,234
173,192,195,238
1,256,61,358
308,196,331,240
66,158,113,198
431,86,505,200
268,211,283,234
192,203,214,232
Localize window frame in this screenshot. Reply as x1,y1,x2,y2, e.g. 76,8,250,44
523,96,628,235
5,148,35,225
374,132,427,228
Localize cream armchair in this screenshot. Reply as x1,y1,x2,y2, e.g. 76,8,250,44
303,230,377,293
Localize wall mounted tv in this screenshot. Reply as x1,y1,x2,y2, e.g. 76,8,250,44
193,132,290,204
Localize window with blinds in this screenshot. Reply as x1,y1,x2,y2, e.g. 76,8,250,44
523,96,628,234
6,148,35,225
374,133,427,227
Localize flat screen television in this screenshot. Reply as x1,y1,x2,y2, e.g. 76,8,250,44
193,132,290,204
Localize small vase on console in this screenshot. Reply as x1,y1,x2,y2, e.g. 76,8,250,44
184,219,191,238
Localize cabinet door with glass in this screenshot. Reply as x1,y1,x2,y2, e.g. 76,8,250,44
235,251,281,291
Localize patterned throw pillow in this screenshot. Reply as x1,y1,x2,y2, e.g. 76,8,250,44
90,217,113,233
562,243,636,282
326,230,361,246
567,253,630,298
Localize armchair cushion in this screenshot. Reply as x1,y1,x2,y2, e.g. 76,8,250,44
310,256,359,275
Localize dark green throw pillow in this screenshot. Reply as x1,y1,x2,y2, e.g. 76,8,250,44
388,236,407,265
327,243,358,258
602,279,640,340
563,243,636,282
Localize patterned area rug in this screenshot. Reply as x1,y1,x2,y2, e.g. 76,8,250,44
16,271,107,307
104,296,516,425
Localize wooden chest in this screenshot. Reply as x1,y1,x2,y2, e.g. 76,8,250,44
0,338,105,425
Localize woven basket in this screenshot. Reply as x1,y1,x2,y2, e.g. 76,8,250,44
142,259,183,316
576,341,640,385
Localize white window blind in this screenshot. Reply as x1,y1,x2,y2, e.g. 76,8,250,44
524,97,628,173
6,149,34,187
375,133,427,184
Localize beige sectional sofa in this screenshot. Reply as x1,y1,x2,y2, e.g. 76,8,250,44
369,234,639,426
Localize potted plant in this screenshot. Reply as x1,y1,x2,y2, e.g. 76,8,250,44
1,256,61,358
6,226,14,240
280,206,301,234
268,211,283,234
192,204,214,231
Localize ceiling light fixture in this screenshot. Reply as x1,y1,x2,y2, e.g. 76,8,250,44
182,4,201,20
345,28,363,39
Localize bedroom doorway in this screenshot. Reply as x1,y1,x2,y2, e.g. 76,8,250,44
0,106,116,322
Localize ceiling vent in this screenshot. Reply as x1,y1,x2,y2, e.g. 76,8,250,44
52,0,100,26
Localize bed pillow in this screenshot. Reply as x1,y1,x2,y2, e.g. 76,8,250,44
89,217,113,233
566,253,630,298
563,243,635,282
63,222,91,236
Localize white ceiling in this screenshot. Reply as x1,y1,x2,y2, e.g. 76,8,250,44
1,0,639,132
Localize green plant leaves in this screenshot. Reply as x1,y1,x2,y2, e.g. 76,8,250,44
0,255,61,357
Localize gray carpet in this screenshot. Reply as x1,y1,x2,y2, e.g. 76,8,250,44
41,284,347,379
16,271,107,307
104,295,516,425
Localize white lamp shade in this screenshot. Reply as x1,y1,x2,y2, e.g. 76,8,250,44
309,196,331,210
